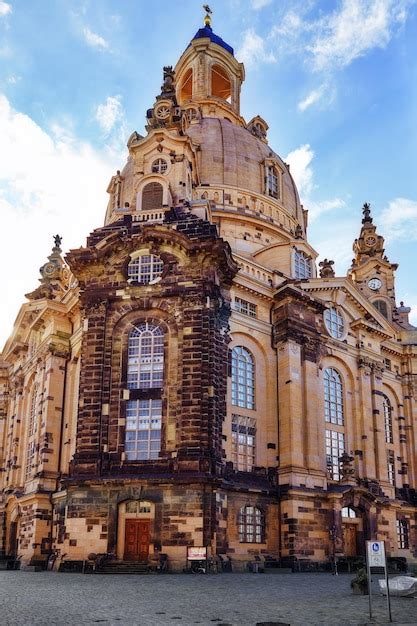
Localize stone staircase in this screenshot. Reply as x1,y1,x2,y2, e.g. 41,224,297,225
93,560,151,575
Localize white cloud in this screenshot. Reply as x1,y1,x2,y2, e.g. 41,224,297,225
309,0,395,71
251,0,272,9
297,85,327,112
236,29,276,68
83,26,109,50
285,144,315,197
0,94,123,347
308,197,346,222
0,2,12,17
6,74,19,84
380,197,417,240
95,95,123,135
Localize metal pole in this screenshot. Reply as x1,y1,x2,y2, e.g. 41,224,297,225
366,547,372,620
384,543,392,622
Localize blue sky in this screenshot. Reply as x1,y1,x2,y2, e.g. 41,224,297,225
0,0,416,346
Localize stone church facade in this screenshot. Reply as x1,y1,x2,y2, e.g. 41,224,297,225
1,17,416,572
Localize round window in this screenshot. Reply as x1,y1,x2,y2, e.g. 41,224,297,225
324,306,345,339
151,159,168,174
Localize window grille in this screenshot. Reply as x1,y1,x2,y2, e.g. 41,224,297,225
387,450,395,485
238,505,265,543
234,297,257,318
294,249,312,279
383,395,393,444
28,387,37,437
25,440,36,481
151,159,168,174
324,368,344,425
231,346,255,409
396,519,409,549
128,254,163,284
266,166,279,199
127,323,164,390
232,414,256,471
324,307,345,339
325,429,345,480
125,399,162,461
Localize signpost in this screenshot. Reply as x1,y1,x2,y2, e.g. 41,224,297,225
366,540,392,622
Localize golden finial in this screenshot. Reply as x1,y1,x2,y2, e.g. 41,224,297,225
203,4,212,27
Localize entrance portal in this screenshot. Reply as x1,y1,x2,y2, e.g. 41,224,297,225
124,519,150,561
342,506,364,557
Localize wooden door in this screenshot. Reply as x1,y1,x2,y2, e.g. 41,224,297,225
124,520,150,561
343,524,357,557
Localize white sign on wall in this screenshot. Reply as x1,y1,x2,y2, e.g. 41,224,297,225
367,541,386,568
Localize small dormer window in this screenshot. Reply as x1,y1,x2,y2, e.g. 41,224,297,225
266,165,280,199
151,159,168,174
294,249,312,279
373,299,388,319
128,254,163,284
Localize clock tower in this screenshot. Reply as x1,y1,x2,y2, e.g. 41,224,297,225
348,203,401,324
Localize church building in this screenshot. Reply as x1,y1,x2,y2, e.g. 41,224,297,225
1,13,416,572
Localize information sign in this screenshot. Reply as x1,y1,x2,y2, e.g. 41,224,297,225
367,541,385,568
187,546,207,561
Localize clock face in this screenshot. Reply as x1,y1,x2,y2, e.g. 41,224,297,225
368,277,382,291
365,235,377,247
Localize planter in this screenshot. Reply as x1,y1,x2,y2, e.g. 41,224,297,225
351,582,368,595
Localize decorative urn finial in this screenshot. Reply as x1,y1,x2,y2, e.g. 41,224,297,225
362,202,372,224
319,258,335,278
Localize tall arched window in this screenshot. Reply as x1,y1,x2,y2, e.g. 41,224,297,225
324,368,344,425
231,346,255,409
294,249,312,279
238,505,265,543
324,368,345,481
142,182,163,211
125,323,164,461
383,395,393,444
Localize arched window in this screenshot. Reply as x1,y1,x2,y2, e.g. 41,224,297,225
341,507,356,518
125,323,164,461
396,518,409,549
324,368,344,425
383,395,393,444
231,346,255,409
294,249,312,279
211,64,231,101
127,323,164,390
324,307,345,339
238,505,265,543
180,68,193,102
373,299,388,319
142,182,163,211
128,254,163,284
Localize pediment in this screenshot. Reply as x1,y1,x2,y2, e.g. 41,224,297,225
300,279,396,340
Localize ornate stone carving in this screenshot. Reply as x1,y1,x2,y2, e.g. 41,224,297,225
318,258,335,278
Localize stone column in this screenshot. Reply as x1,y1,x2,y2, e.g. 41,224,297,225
357,358,377,479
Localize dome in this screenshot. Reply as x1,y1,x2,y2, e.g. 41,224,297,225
188,25,234,56
186,117,301,221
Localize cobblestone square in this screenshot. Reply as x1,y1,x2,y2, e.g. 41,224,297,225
1,572,416,626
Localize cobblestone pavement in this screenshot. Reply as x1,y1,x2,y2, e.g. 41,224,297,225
0,571,416,626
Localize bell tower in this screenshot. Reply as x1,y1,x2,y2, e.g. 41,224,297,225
174,7,245,121
348,203,398,322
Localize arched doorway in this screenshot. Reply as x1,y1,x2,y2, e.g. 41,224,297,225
341,506,365,557
117,500,155,561
7,504,20,558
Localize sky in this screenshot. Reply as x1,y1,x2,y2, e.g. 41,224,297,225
0,0,417,347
